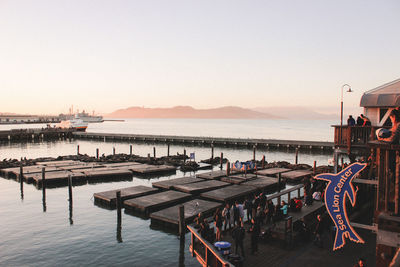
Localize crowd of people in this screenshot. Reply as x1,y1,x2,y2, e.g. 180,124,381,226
347,114,371,127
194,177,330,258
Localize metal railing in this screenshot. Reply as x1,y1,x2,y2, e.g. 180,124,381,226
188,225,233,267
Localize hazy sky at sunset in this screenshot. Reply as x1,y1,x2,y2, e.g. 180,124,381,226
1,0,399,115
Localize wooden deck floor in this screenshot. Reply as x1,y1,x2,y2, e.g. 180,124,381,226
241,176,279,192
150,199,221,227
281,170,312,183
200,185,258,203
152,177,204,190
256,167,291,176
196,170,227,180
123,190,192,214
173,180,230,194
94,185,159,209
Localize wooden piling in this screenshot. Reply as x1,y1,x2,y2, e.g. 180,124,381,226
295,148,299,164
113,147,116,155
153,147,156,159
96,148,99,159
42,167,46,211
130,144,133,155
262,155,265,169
116,191,122,226
167,144,170,157
253,145,256,161
211,145,214,159
20,165,23,198
278,173,282,192
68,175,73,207
220,152,223,169
313,161,316,175
77,145,80,155
226,161,230,176
179,205,185,238
184,149,186,163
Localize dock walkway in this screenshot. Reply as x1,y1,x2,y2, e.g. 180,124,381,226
74,132,334,151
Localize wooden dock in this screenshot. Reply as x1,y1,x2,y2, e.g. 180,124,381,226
152,177,204,190
73,132,334,151
129,164,176,175
150,199,221,228
257,167,291,176
281,169,313,183
0,160,178,188
173,180,229,194
242,176,280,192
200,185,258,203
123,190,192,215
94,185,159,209
220,176,245,185
196,170,227,180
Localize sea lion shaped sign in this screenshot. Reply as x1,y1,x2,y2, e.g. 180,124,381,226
315,162,367,250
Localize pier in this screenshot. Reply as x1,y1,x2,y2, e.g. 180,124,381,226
0,128,74,142
73,132,334,151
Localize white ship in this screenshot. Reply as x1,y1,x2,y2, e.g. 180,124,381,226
59,109,103,123
57,117,88,132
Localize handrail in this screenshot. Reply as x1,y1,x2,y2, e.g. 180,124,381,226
267,184,303,201
187,225,233,267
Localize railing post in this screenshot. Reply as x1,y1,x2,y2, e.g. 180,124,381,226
191,232,194,257
297,188,300,198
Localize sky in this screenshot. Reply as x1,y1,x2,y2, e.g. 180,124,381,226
0,0,399,115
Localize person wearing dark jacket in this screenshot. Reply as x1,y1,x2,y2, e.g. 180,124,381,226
249,218,260,254
232,222,245,257
314,214,326,248
347,115,356,126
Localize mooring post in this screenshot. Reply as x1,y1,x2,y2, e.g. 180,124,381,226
96,148,99,159
313,161,316,175
183,149,186,163
116,191,122,226
262,155,265,169
68,175,73,207
253,145,256,161
179,205,185,238
42,167,46,211
278,173,282,192
211,145,214,159
220,152,223,169
68,175,73,224
77,145,80,155
113,147,115,155
167,144,170,157
130,144,133,155
153,147,156,159
226,161,230,176
19,165,24,199
295,148,299,165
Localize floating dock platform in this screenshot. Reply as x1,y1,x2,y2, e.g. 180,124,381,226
94,185,159,209
200,185,258,203
152,177,204,190
281,169,312,183
150,199,221,229
257,167,291,176
123,190,192,215
173,180,229,194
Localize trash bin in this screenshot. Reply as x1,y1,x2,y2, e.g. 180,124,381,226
214,241,231,256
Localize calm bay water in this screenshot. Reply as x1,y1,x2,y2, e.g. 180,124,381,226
0,119,334,267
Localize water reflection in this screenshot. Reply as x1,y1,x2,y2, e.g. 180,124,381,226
179,236,185,267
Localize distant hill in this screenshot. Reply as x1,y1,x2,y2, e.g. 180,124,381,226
252,106,338,120
106,106,281,119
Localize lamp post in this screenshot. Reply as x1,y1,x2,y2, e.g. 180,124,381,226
340,84,353,128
